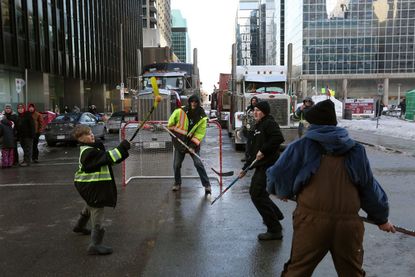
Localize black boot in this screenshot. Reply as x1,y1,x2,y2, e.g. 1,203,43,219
257,230,283,241
73,213,91,235
87,225,113,255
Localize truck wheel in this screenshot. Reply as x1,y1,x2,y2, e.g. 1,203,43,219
47,141,56,147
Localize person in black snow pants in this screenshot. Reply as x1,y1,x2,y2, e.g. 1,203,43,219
238,100,285,240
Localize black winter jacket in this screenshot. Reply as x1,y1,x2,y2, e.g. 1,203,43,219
0,118,16,148
17,112,35,139
243,115,285,170
74,141,129,208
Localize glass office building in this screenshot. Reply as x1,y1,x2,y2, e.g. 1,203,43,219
171,9,190,63
236,0,284,66
0,0,143,111
286,0,415,101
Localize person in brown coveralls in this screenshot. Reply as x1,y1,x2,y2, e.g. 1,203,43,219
266,99,396,276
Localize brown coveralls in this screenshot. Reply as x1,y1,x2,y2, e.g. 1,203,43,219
282,155,365,277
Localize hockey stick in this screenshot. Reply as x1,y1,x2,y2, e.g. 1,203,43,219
286,197,415,237
160,124,234,177
129,77,161,142
360,217,415,237
211,159,257,205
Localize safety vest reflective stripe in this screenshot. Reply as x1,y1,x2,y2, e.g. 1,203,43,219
109,148,122,162
178,110,186,131
74,171,112,182
171,127,187,135
75,146,112,182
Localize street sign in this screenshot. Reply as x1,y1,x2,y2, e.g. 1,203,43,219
15,78,25,94
120,88,125,100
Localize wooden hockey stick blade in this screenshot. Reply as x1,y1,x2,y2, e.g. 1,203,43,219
211,167,234,177
360,217,415,237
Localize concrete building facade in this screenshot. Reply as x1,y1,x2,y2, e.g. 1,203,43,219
142,0,171,47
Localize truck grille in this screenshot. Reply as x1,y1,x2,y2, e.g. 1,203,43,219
138,95,171,121
269,97,289,127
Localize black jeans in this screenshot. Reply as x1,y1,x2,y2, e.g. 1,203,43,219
32,133,40,161
250,166,283,233
20,138,33,164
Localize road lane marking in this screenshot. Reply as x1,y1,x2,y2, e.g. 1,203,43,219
0,183,68,187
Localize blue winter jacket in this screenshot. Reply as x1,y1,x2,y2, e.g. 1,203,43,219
266,125,389,224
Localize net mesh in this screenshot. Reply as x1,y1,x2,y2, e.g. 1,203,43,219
121,121,222,186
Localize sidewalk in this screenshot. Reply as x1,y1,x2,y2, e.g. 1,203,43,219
338,117,415,156
348,129,415,156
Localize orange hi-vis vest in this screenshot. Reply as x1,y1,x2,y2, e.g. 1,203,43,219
167,108,207,146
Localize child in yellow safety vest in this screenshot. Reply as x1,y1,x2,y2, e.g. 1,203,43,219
72,125,130,255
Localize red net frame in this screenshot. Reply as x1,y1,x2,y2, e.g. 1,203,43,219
120,120,223,188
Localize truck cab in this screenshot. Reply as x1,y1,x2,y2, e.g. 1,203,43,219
229,65,292,150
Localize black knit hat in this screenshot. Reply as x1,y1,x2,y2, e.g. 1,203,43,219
255,101,271,115
188,94,200,106
304,99,337,126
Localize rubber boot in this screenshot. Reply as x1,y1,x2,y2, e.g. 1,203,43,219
257,230,283,241
87,225,113,255
73,213,91,235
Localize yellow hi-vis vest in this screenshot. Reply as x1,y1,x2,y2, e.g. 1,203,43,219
74,146,122,183
167,108,207,146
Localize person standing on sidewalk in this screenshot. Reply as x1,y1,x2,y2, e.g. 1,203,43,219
0,117,16,168
293,96,314,138
28,103,44,163
2,104,19,165
266,99,395,276
399,97,406,118
72,125,130,255
241,96,258,162
16,104,35,167
168,94,212,195
239,100,285,240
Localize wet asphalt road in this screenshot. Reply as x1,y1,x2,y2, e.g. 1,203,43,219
0,131,415,276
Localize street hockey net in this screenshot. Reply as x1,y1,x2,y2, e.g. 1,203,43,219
121,120,223,187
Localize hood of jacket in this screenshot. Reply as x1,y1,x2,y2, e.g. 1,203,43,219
305,125,355,155
28,103,36,112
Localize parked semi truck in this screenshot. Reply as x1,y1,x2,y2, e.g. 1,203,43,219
228,65,296,150
131,49,200,149
210,73,232,128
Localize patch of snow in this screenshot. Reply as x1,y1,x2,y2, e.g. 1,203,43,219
338,116,415,141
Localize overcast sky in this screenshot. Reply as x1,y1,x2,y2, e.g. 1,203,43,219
171,0,239,92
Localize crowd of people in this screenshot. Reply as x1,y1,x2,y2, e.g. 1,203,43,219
0,103,43,168
0,103,105,168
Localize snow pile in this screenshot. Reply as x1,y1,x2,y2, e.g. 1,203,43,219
311,95,344,117
338,116,415,141
297,96,344,116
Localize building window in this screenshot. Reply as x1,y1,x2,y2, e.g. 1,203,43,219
1,0,11,32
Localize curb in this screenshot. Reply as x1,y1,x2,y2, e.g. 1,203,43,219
355,140,404,155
